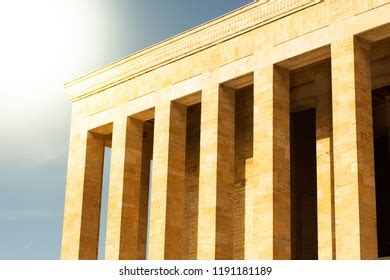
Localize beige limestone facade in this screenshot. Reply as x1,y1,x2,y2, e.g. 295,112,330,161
61,0,390,260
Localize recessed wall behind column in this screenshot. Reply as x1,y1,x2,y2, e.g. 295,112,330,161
184,103,201,259
138,119,154,259
164,93,201,260
289,58,332,260
371,37,390,259
233,85,253,260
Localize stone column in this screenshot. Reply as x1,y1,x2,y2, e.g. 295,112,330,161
165,102,187,259
316,75,335,259
331,36,377,259
148,100,187,259
61,127,105,260
247,65,290,260
105,117,144,260
197,80,235,260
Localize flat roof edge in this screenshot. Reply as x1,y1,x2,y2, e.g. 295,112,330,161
66,0,322,102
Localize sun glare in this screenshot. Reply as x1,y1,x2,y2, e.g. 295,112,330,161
0,0,111,165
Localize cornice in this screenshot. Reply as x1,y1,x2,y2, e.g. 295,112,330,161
66,0,322,102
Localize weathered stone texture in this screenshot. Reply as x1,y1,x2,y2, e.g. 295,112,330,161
248,65,290,260
331,37,377,260
197,83,235,260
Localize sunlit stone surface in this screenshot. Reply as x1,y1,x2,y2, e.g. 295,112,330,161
61,0,390,260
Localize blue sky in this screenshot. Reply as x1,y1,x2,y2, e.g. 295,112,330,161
0,0,252,259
